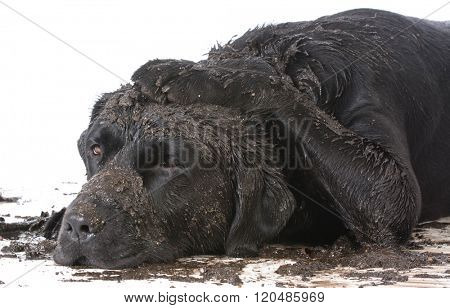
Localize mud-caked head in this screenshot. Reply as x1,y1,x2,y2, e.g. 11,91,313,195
54,79,296,268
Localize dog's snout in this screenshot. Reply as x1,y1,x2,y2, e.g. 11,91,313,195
64,214,93,242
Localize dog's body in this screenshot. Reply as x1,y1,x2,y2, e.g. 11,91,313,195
50,9,450,268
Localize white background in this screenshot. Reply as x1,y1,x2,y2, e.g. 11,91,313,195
0,0,449,297
0,0,449,189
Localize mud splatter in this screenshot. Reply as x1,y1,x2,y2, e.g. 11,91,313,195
70,258,246,286
344,270,408,283
0,212,49,239
1,237,56,260
0,193,19,203
0,214,449,286
413,273,445,279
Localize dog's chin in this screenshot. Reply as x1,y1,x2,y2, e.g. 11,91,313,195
53,245,78,267
86,254,149,269
53,243,150,269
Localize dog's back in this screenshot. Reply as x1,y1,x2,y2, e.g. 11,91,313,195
227,9,450,220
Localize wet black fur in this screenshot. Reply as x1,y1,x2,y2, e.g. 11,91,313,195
50,9,450,268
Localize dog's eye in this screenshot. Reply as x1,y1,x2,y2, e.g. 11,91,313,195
91,144,102,156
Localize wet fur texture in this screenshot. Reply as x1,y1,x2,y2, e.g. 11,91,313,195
51,9,450,268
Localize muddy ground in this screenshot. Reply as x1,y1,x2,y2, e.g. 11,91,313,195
0,208,448,287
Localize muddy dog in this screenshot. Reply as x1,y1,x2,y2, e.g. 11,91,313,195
46,9,450,268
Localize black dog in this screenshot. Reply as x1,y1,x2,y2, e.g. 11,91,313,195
48,9,450,268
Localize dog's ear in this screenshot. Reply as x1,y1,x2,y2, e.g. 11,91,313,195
77,129,88,172
225,164,296,257
77,129,88,159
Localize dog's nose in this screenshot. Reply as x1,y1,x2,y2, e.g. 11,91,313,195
64,215,93,242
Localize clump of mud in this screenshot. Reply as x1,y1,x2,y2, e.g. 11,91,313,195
276,245,445,275
0,212,57,260
274,236,448,284
413,273,445,279
1,237,56,260
0,212,49,239
346,270,408,281
0,193,19,203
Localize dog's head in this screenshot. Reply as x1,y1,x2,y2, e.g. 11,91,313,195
53,58,299,268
